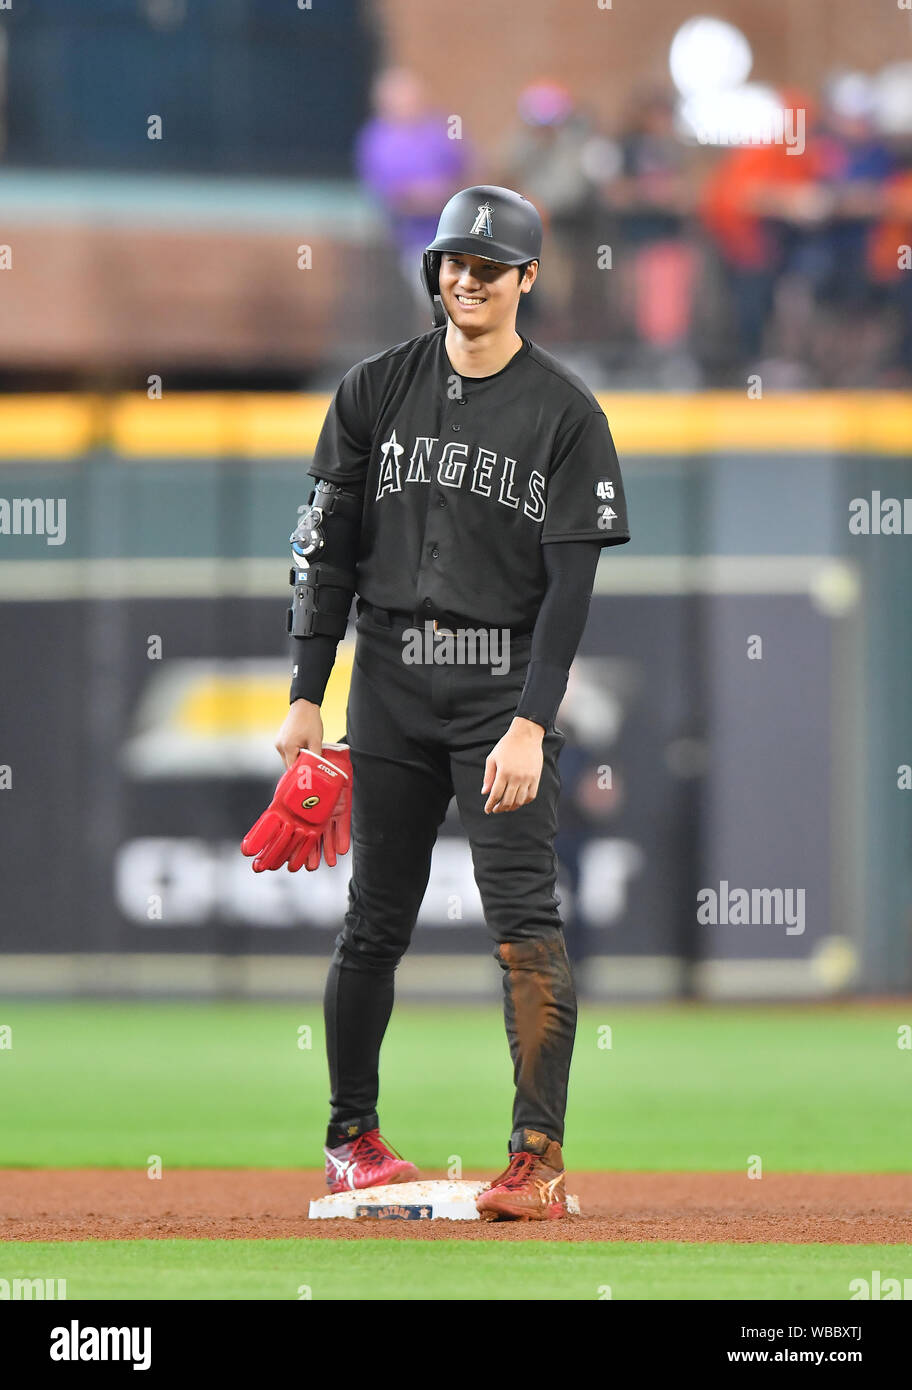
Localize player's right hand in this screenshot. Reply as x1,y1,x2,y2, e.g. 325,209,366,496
241,748,349,873
275,699,324,770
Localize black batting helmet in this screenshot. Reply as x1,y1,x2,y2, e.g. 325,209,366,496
421,185,543,326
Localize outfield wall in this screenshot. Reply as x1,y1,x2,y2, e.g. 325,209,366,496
0,394,910,999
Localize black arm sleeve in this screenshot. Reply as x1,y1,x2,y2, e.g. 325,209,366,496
513,540,602,732
290,630,344,706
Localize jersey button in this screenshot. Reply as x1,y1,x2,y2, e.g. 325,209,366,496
438,497,447,507
431,547,439,559
423,598,433,609
451,423,461,431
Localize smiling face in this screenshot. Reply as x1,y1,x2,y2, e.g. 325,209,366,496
437,252,537,334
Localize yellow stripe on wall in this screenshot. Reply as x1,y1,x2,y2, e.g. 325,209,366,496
606,392,912,455
0,392,910,459
0,395,106,457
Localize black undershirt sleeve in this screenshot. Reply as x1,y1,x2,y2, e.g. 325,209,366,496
513,539,602,733
289,630,344,706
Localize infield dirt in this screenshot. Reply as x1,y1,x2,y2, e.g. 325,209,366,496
4,1170,910,1243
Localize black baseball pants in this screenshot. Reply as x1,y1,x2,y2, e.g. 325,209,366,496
323,598,577,1155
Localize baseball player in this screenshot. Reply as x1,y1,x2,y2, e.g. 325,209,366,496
268,185,630,1219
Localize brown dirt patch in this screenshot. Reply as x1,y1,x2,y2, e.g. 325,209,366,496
3,1170,910,1243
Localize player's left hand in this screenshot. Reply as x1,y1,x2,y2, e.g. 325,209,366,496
481,718,545,814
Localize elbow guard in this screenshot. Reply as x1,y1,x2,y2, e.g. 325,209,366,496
287,479,362,640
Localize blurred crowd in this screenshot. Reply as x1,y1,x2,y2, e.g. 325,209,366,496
355,68,912,389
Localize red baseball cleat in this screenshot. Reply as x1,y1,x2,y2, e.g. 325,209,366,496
323,1129,420,1193
476,1139,568,1221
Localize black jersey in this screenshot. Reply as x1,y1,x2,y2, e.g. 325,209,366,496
307,327,630,630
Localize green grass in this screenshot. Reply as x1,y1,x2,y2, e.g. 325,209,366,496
0,1001,909,1170
1,1238,908,1301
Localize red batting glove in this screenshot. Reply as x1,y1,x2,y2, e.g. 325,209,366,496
241,748,349,874
287,743,352,872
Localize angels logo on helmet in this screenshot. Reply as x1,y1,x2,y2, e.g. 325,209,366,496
470,202,494,238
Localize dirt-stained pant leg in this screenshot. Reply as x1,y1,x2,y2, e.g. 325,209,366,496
449,659,577,1151
323,616,453,1145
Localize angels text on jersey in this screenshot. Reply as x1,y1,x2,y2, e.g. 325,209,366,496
376,427,546,524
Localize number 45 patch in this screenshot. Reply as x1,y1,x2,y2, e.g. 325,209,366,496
595,479,615,500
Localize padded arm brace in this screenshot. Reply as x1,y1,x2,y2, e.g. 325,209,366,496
287,479,363,641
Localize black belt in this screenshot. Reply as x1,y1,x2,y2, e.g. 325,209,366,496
358,598,533,638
